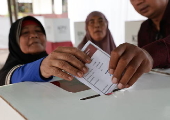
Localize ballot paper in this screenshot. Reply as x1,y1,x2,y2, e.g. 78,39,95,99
75,41,117,95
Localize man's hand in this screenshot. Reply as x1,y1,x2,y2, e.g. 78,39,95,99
109,43,153,89
40,47,91,81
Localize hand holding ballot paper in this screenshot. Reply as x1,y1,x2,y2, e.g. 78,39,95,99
41,41,153,95
109,43,153,89
76,41,117,95
75,41,153,95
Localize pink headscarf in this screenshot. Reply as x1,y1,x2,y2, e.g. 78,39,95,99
78,11,116,54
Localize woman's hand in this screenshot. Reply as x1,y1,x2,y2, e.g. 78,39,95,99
40,47,91,81
109,43,153,89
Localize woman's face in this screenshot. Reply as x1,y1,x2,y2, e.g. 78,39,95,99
19,24,46,54
87,16,107,41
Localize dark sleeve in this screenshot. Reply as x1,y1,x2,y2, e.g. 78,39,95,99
138,23,144,47
142,35,170,68
11,58,53,84
138,21,149,48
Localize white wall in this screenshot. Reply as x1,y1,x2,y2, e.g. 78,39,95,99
54,0,62,14
68,0,147,46
0,17,10,48
125,21,144,46
0,0,8,15
32,0,52,14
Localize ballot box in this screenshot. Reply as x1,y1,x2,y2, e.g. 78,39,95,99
0,70,170,120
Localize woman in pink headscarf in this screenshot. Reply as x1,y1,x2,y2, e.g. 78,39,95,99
78,11,116,54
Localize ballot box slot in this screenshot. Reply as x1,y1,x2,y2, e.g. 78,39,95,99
80,88,120,100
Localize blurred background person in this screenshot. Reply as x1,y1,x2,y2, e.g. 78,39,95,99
78,11,116,54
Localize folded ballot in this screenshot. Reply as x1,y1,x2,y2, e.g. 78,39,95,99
75,41,117,95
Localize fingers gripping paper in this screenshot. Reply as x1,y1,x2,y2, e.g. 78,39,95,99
76,41,117,95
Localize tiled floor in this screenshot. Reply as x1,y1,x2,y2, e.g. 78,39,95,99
0,49,8,69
